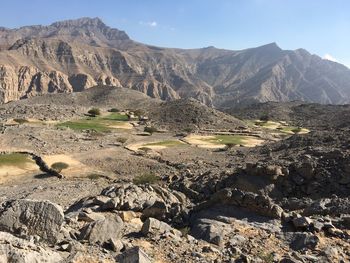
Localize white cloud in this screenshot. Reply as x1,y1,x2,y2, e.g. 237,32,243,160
323,54,338,63
139,21,157,27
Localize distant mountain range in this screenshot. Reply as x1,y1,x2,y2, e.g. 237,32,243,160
1,17,350,107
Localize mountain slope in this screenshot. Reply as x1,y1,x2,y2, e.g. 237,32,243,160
1,17,350,107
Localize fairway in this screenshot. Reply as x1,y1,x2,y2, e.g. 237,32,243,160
0,153,34,168
57,113,131,132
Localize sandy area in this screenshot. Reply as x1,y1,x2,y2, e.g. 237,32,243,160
108,122,134,129
0,163,39,183
42,154,91,178
183,135,225,149
184,134,264,148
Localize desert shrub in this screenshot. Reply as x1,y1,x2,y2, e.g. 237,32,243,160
225,143,236,150
13,118,28,124
144,126,157,134
51,162,69,173
109,108,120,112
139,147,152,153
183,127,193,133
87,173,102,180
259,114,269,122
292,127,303,133
133,109,145,117
116,137,128,144
133,173,159,185
88,108,101,116
179,226,191,237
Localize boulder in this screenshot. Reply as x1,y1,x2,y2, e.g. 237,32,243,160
79,215,124,245
142,201,168,220
118,246,153,263
0,199,64,244
0,231,62,262
290,233,320,251
191,218,229,246
141,217,181,237
292,216,313,231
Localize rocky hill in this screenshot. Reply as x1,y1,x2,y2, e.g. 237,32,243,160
1,17,350,106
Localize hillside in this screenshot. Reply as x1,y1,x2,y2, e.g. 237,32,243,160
1,17,350,107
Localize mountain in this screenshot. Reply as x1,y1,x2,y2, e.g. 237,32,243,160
1,17,350,107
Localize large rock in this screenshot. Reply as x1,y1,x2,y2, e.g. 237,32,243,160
79,215,124,245
68,183,189,222
190,218,228,246
118,246,153,263
0,199,64,244
141,217,181,237
289,233,320,251
195,188,283,219
0,231,62,262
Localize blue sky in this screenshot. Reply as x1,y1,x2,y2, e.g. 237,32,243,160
1,0,349,67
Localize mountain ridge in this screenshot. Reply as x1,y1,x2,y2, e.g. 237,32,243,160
0,17,350,107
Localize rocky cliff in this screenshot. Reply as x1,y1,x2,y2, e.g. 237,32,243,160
1,17,350,106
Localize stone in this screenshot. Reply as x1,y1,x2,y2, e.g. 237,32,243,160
142,201,168,220
290,233,320,250
191,218,228,246
118,211,141,222
292,216,313,231
141,217,182,237
109,237,124,252
118,246,153,263
0,199,64,244
78,211,105,222
79,215,124,245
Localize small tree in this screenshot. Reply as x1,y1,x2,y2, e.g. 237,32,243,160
13,118,28,124
259,114,269,122
133,173,160,185
51,162,69,173
225,143,236,150
88,108,101,116
144,126,157,135
116,137,128,144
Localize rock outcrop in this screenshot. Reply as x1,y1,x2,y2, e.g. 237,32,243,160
0,199,64,244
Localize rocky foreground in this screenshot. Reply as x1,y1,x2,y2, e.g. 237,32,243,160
0,89,349,262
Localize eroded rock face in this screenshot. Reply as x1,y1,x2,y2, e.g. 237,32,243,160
0,199,64,244
0,65,120,103
79,215,124,245
0,231,62,263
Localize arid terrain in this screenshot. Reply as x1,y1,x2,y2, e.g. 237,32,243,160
0,85,349,262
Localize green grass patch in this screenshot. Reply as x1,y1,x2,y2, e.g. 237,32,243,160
57,120,111,132
0,153,33,168
203,135,247,145
133,173,160,185
144,140,184,147
101,113,129,121
56,113,129,132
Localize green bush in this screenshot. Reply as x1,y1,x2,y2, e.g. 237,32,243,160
133,109,145,117
88,108,101,116
225,143,236,150
292,127,303,133
87,173,102,180
259,114,269,122
51,162,69,173
13,118,28,124
139,147,152,153
133,173,160,185
144,126,157,134
116,137,128,144
109,108,120,112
